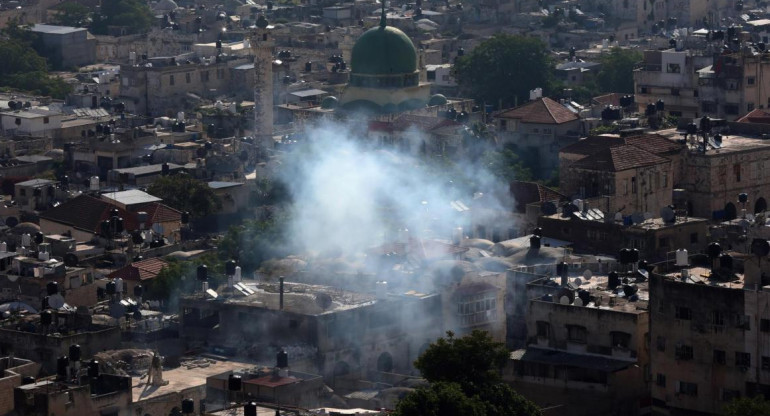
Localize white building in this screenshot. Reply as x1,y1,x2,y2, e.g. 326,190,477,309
0,108,63,137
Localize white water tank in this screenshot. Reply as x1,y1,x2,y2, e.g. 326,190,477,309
177,112,185,121
21,234,31,247
675,249,689,266
115,277,123,293
0,242,7,252
234,266,242,282
89,176,100,191
38,251,49,261
452,227,464,245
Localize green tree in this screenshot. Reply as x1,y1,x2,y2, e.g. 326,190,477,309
596,48,642,93
454,34,553,109
90,0,153,35
481,147,533,182
217,213,291,273
395,331,542,416
0,34,72,98
144,254,224,303
147,174,222,218
51,2,92,27
394,382,486,416
722,395,770,416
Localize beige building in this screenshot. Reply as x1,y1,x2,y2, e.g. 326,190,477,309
506,271,650,416
634,49,702,119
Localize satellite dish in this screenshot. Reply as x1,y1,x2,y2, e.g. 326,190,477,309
559,296,570,305
573,278,582,286
7,274,18,282
660,206,675,222
542,201,557,215
574,298,584,306
631,212,645,224
48,294,65,309
583,269,593,279
614,212,623,222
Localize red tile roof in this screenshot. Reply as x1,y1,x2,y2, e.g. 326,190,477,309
570,144,669,172
39,194,181,234
561,134,683,157
107,257,168,281
736,108,770,124
509,181,566,212
495,97,579,125
592,93,623,107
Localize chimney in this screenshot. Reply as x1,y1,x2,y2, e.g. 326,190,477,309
279,277,284,310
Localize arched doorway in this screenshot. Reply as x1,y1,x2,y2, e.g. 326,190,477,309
724,202,737,221
756,197,767,214
377,352,393,373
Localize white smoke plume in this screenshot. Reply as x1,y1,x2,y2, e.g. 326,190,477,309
278,118,515,257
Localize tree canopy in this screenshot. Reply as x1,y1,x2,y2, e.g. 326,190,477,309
147,174,221,218
51,2,92,27
722,396,770,416
217,212,291,273
90,0,153,35
394,331,542,416
596,48,642,94
0,24,72,98
453,34,553,109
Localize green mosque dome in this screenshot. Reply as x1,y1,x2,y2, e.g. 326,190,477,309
350,25,418,76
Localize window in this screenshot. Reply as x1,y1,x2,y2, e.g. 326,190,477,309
426,71,436,81
656,373,666,387
667,63,681,73
656,336,666,352
611,331,631,349
761,319,770,332
690,233,699,244
712,310,725,326
639,86,648,94
723,389,741,401
169,75,175,86
567,325,588,344
536,321,550,338
675,306,692,320
714,349,726,364
675,344,694,360
43,117,49,124
186,72,191,83
456,292,497,327
736,352,751,367
748,76,756,86
677,381,698,396
762,356,770,370
631,177,637,194
671,88,680,96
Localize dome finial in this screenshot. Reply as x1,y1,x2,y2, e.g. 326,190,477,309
380,0,386,28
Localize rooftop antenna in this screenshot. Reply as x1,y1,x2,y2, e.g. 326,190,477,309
380,0,386,28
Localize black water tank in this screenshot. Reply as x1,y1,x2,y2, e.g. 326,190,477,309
42,296,49,310
47,281,59,296
577,289,590,305
226,260,237,276
34,232,43,245
181,212,190,224
57,356,69,378
739,193,749,204
277,349,288,368
305,61,312,72
608,272,620,289
134,285,143,298
228,374,242,391
556,261,568,276
533,227,543,237
161,163,170,176
629,249,639,263
182,398,194,414
623,284,638,297
197,264,208,281
244,402,258,416
69,344,81,362
529,235,541,249
106,281,116,295
619,248,630,264
638,260,648,272
707,242,722,259
40,310,52,326
720,253,734,270
21,376,35,385
88,360,99,378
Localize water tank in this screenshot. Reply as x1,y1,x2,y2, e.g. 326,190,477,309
533,227,543,237
226,260,237,276
46,281,59,296
530,235,541,249
87,360,99,378
629,248,639,263
608,271,620,289
228,374,242,391
277,349,288,368
182,398,194,414
40,310,52,325
106,281,116,295
305,61,312,72
720,253,733,270
89,176,100,191
161,163,170,176
115,278,123,293
452,227,463,244
577,289,590,305
57,356,69,378
181,212,190,224
134,285,143,298
675,249,689,266
21,233,31,247
69,344,81,362
0,242,7,252
38,251,50,261
375,281,388,300
34,232,43,245
707,242,722,259
244,402,258,416
623,284,638,297
234,266,242,282
197,264,208,281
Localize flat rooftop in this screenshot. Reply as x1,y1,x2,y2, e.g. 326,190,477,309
132,358,256,403
182,281,377,315
530,272,649,314
662,264,746,289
